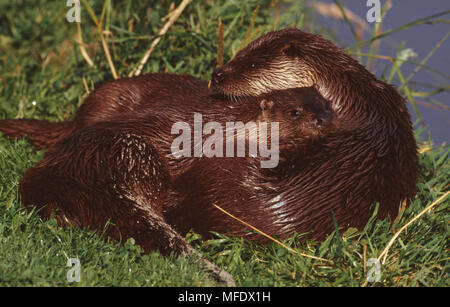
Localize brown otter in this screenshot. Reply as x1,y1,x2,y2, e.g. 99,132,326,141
15,87,333,255
0,74,208,150
166,89,339,240
211,28,418,224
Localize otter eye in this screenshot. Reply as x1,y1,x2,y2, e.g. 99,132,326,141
250,63,256,69
289,110,300,117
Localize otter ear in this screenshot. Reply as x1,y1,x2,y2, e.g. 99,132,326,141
313,110,334,129
260,99,275,111
281,43,297,57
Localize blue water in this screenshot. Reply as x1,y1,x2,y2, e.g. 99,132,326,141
314,0,449,145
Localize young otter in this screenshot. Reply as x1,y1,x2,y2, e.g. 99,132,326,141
211,28,418,224
16,87,331,255
166,89,338,240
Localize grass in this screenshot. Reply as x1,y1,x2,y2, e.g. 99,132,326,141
0,0,449,286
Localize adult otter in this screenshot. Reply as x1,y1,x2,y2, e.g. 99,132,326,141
211,28,418,224
0,74,208,150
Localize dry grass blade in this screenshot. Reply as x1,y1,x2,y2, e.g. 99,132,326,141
129,0,192,77
75,22,94,67
80,0,118,79
314,1,368,40
82,77,90,94
213,204,332,263
347,51,393,62
378,191,450,265
217,19,225,67
100,30,118,79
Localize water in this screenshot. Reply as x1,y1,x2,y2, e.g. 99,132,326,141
313,0,449,145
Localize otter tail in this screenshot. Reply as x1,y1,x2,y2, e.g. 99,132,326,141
0,119,73,150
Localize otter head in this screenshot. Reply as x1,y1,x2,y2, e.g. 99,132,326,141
210,28,350,102
257,87,336,146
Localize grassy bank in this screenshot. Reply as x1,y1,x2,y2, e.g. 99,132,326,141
0,1,448,286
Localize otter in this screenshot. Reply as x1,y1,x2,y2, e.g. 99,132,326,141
15,87,332,255
211,28,418,224
0,74,209,150
166,88,339,240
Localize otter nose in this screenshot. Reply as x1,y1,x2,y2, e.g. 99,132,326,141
211,68,225,86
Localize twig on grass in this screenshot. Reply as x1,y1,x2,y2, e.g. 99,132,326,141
213,204,332,263
129,0,192,77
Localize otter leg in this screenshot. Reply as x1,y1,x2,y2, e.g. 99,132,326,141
18,128,180,253
18,127,235,285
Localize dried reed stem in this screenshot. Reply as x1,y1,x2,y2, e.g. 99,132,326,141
129,0,191,77
213,204,332,263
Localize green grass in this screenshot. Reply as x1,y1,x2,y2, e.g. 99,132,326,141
0,0,449,286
